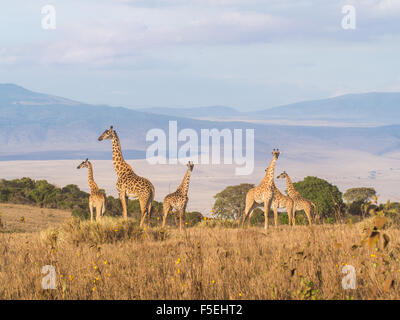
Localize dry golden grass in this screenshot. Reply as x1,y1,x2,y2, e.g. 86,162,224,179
0,203,71,233
1,210,400,300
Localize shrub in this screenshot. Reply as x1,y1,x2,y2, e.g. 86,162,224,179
41,217,170,246
198,218,240,229
72,207,90,220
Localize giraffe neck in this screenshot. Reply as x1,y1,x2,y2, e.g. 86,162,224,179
259,156,277,187
87,162,99,193
177,169,192,195
111,132,133,175
285,175,298,198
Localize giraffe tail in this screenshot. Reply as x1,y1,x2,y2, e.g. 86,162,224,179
148,185,155,219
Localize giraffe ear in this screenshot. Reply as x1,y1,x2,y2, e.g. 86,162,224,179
110,125,113,130
86,158,88,161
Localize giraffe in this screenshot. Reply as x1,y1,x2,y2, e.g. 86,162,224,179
98,126,155,226
271,180,295,227
242,149,280,229
77,158,106,222
276,171,315,226
162,161,194,231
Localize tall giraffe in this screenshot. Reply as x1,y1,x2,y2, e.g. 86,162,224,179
77,158,106,222
162,161,194,231
276,171,315,226
242,149,280,229
98,126,155,226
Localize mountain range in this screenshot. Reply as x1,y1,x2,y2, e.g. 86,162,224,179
138,92,400,126
1,83,400,161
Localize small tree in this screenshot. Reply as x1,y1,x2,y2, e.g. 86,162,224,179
213,183,254,220
343,187,377,219
343,188,376,203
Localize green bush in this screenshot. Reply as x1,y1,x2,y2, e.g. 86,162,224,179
184,211,203,227
293,213,307,225
0,177,164,222
347,200,364,215
278,212,290,225
324,217,335,224
250,208,266,226
72,207,90,220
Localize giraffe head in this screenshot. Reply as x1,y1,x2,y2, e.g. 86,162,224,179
276,171,288,179
264,149,280,171
98,125,115,141
187,161,194,172
271,148,280,159
77,158,89,169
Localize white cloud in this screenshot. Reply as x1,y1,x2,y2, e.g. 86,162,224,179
1,1,400,66
35,5,291,65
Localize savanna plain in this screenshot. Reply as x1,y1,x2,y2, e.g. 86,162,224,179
0,203,399,300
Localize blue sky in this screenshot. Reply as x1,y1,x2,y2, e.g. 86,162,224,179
1,0,400,110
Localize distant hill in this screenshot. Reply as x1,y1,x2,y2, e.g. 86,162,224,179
0,83,80,106
2,84,400,160
247,92,400,124
136,105,242,119
136,92,400,126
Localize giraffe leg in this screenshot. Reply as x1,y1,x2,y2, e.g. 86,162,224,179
95,204,101,221
264,198,273,230
147,195,153,224
89,201,94,222
139,197,149,227
292,209,297,226
119,191,128,221
273,204,279,228
287,202,293,226
139,208,147,227
305,206,313,226
243,202,255,227
242,191,255,227
162,201,171,228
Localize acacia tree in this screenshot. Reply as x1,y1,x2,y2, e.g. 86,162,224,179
213,183,254,220
343,188,376,203
292,176,343,220
343,187,377,218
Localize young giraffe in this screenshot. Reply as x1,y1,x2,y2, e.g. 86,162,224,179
271,180,295,227
242,149,280,229
77,158,106,222
276,171,315,226
98,126,155,226
162,161,194,231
